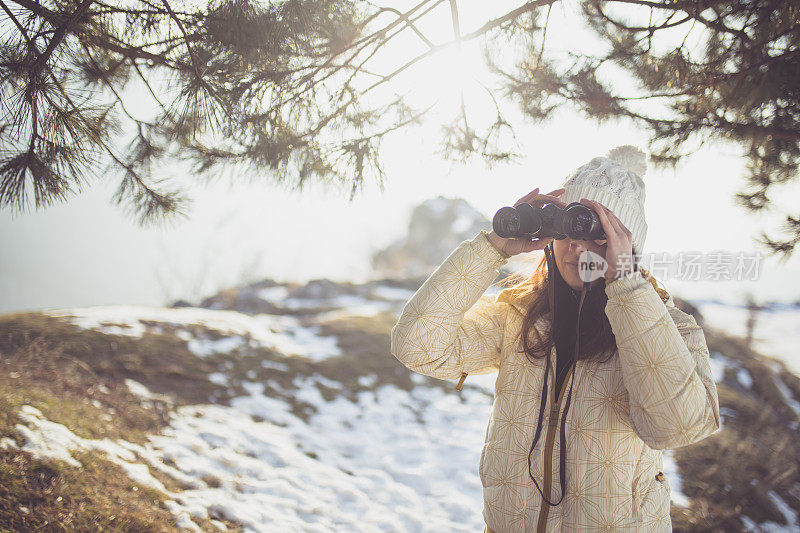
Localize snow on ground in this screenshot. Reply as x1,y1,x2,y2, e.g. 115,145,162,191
185,335,248,358
283,294,374,310
256,286,290,303
8,316,697,533
20,297,497,531
42,305,341,361
691,300,800,376
8,404,226,531
125,378,170,402
708,350,753,390
741,489,800,533
142,380,492,533
370,286,416,302
662,450,689,508
692,299,800,530
255,283,414,319
763,490,800,532
10,376,493,532
315,301,396,322
26,294,799,530
765,361,800,427
697,300,800,428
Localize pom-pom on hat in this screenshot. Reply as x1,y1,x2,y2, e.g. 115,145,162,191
558,145,648,255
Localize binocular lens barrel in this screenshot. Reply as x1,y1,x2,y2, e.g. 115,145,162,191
493,204,542,239
567,209,602,239
493,207,521,239
491,201,605,241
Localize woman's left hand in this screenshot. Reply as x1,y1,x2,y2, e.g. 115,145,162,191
579,198,634,281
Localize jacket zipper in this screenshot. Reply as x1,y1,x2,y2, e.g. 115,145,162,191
535,352,574,533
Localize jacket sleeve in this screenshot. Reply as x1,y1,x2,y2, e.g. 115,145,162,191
390,231,511,381
604,270,721,450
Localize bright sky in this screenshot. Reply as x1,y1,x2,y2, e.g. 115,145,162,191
2,0,799,314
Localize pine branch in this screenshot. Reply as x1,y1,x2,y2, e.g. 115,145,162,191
363,0,560,95
8,0,64,26
0,1,33,45
27,0,94,86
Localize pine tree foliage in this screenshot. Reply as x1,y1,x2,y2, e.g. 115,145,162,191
0,0,429,225
493,0,800,258
1,0,799,259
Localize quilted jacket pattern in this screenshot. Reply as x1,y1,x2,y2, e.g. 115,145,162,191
390,231,720,532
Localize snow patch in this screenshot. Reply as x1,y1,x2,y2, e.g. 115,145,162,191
126,379,158,400
694,301,800,377
0,437,19,450
755,490,800,532
358,374,378,388
20,372,493,532
261,360,289,372
708,355,727,383
133,380,495,532
208,373,229,386
43,306,342,362
772,372,800,421
11,405,209,530
371,285,416,301
187,335,247,358
283,294,369,310
256,286,290,303
708,351,754,392
736,368,753,388
315,301,395,321
662,450,690,508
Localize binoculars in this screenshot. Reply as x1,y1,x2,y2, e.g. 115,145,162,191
492,201,606,241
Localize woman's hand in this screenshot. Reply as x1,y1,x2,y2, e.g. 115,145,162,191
578,198,634,281
487,187,566,257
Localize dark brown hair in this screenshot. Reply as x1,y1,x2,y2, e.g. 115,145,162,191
496,245,618,365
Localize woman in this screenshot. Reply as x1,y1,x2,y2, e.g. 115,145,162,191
390,146,720,532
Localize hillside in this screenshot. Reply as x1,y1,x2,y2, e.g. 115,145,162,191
1,271,800,532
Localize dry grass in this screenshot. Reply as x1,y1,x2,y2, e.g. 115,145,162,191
0,306,436,531
0,311,244,531
0,450,180,532
670,328,800,531
2,302,798,531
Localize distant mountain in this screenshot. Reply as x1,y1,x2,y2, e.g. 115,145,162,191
371,196,492,278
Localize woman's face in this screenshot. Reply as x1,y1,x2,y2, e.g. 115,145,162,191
553,237,608,291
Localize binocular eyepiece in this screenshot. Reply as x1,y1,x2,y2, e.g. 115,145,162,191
492,201,605,241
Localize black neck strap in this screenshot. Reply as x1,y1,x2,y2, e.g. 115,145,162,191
527,242,584,507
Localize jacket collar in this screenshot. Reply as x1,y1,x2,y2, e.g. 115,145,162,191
495,262,671,316
496,248,601,316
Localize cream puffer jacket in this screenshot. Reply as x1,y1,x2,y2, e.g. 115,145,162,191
390,230,720,532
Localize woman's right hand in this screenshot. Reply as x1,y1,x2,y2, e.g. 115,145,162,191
487,187,567,257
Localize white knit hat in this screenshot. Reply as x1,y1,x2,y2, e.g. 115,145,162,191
558,145,648,255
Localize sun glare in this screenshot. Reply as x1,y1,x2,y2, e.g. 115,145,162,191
364,2,496,123
388,40,496,132
428,46,478,101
